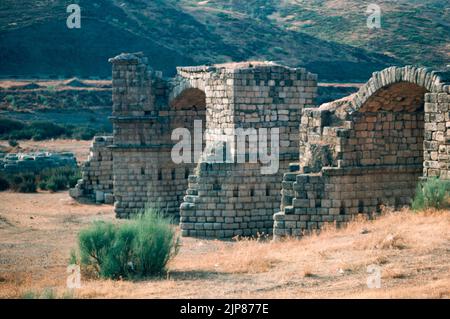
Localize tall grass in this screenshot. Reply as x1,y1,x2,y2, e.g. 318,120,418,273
76,210,179,280
412,177,450,211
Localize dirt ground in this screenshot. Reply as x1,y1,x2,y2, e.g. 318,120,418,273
0,191,448,299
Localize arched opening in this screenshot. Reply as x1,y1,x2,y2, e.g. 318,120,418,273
168,87,207,215
359,82,427,113
351,82,426,167
170,88,206,110
345,81,429,210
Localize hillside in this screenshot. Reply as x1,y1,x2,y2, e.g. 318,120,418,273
0,0,398,81
260,0,449,71
0,0,447,81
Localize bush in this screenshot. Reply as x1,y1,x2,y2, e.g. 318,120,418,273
412,177,450,210
28,121,68,141
38,166,80,192
7,128,34,140
0,117,24,135
2,121,69,141
45,174,68,192
8,139,18,147
2,165,80,193
76,211,179,279
8,173,37,193
70,127,97,140
0,117,108,141
0,174,10,191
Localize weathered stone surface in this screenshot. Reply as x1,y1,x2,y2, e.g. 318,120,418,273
0,151,76,173
275,66,450,240
77,56,450,240
69,135,113,203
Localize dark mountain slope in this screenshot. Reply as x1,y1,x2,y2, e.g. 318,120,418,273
0,0,402,80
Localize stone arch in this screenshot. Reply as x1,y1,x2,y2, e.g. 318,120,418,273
350,66,446,112
274,66,450,239
165,78,208,216
170,88,206,110
344,66,450,169
168,74,207,106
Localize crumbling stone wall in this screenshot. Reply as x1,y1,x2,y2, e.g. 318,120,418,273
275,165,421,237
108,53,318,237
274,66,450,239
180,64,317,238
0,152,76,173
70,135,114,203
109,53,208,217
77,55,450,241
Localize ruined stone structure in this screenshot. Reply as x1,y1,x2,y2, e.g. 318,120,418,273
70,136,114,203
178,63,317,238
107,53,317,238
0,151,76,173
274,66,450,238
74,53,450,240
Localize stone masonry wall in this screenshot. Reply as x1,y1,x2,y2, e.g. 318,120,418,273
102,56,450,241
341,112,424,167
274,165,422,237
70,135,114,203
423,92,450,178
274,66,450,239
180,161,290,238
109,53,207,218
180,64,318,238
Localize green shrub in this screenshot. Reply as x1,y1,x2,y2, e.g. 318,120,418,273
28,121,68,141
38,166,80,192
412,177,450,210
77,210,179,279
8,139,18,147
45,174,68,192
38,179,48,190
0,117,107,141
7,128,34,140
0,117,24,135
2,165,79,193
8,173,37,193
0,174,10,191
71,127,97,140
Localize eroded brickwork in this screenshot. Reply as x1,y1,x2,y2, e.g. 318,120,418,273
70,135,114,203
180,64,317,237
274,66,450,239
75,55,450,240
109,53,206,217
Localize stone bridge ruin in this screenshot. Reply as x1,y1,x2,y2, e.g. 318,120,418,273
72,52,450,240
274,66,449,238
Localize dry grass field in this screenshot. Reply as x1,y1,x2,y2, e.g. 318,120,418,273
0,191,448,299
